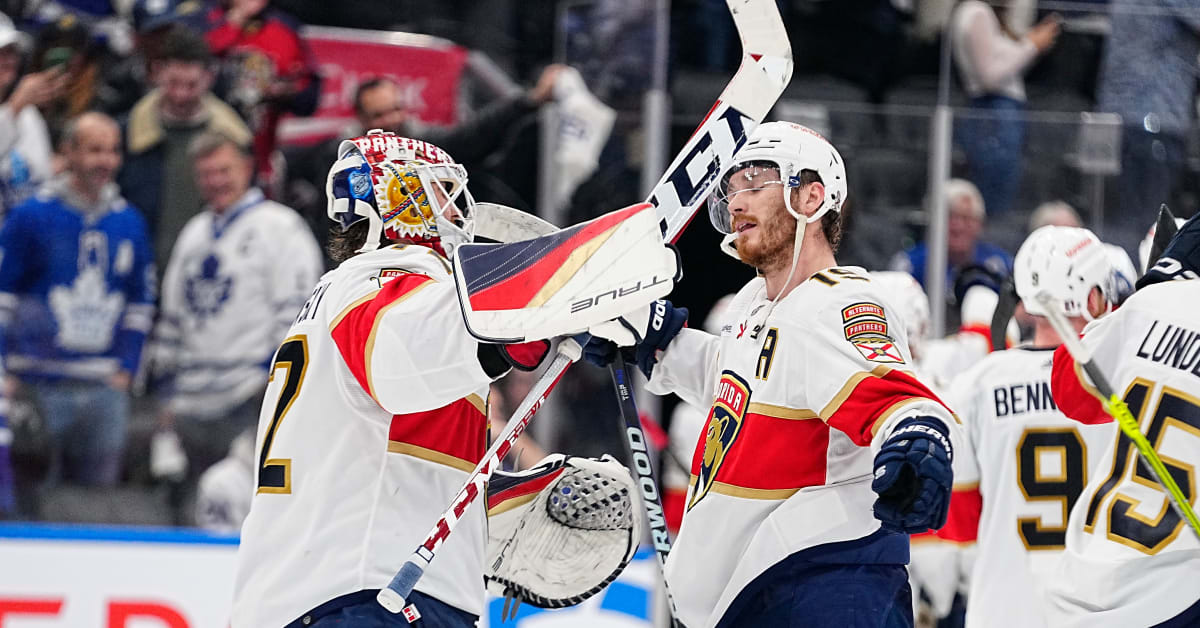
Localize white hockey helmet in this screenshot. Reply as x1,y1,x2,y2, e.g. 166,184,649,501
326,130,476,256
868,271,931,353
707,121,847,239
1014,225,1116,319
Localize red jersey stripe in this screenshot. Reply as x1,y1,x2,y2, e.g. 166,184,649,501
938,484,982,542
699,410,830,493
823,366,955,446
388,396,488,471
1050,344,1113,425
329,273,434,403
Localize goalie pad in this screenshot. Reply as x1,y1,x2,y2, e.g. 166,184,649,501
453,203,679,343
485,454,641,609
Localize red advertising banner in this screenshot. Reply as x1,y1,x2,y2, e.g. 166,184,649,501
279,27,469,146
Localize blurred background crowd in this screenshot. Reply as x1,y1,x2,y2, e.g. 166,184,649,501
0,0,1193,561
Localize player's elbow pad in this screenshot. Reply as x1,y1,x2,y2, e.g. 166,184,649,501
478,340,552,380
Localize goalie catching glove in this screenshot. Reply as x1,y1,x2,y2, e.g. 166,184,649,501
485,454,641,614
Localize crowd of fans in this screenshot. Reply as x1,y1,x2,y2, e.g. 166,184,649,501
0,0,1193,534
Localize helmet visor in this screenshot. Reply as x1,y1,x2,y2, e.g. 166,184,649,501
707,161,785,234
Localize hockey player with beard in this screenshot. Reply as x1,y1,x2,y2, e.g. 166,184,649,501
231,130,669,627
937,226,1122,628
583,122,961,627
1042,213,1200,627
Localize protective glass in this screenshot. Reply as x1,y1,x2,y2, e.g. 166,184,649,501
707,161,785,234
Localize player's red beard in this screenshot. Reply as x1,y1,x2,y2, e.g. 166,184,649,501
736,193,797,274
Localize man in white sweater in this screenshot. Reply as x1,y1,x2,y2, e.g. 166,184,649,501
152,130,323,522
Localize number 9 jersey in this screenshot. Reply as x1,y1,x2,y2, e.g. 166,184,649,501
1044,280,1200,628
940,346,1116,628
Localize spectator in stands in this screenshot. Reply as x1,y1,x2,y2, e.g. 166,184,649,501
205,0,320,184
293,65,565,258
951,0,1060,215
1097,0,1200,257
29,14,114,144
891,177,1012,295
118,27,252,266
105,0,210,117
350,66,563,169
1028,199,1083,231
152,130,321,523
0,16,62,216
0,112,155,488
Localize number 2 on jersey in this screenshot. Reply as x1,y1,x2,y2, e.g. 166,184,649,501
257,335,309,494
1016,428,1087,550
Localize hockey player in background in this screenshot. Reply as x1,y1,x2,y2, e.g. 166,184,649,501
937,226,1121,628
231,131,564,627
584,122,961,627
1043,213,1200,627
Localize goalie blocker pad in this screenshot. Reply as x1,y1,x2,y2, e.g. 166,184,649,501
485,454,642,609
453,203,679,342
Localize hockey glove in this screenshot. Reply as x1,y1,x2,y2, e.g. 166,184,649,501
580,300,687,378
871,417,953,534
478,340,552,379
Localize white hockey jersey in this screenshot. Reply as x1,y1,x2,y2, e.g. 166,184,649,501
942,346,1116,628
647,266,959,628
154,189,324,419
1042,281,1200,627
231,244,495,627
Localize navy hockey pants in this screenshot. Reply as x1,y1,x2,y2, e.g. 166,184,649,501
287,589,477,628
716,562,913,628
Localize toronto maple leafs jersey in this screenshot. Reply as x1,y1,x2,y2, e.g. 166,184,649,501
153,189,323,419
232,244,494,627
646,266,959,628
941,346,1116,628
0,183,154,381
1042,281,1200,628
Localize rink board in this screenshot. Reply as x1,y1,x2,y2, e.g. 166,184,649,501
0,523,657,627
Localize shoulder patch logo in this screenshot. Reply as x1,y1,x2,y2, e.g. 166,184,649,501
841,301,905,363
689,371,752,511
852,338,905,363
372,268,408,289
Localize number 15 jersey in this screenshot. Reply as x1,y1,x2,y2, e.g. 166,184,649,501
1045,281,1200,628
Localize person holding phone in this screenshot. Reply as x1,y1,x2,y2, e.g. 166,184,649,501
0,15,63,217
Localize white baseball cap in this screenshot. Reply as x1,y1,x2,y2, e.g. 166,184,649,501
0,14,28,52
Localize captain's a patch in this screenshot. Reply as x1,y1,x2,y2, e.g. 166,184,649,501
841,301,905,364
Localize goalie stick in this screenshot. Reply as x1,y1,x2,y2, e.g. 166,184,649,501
1033,293,1200,540
378,0,792,615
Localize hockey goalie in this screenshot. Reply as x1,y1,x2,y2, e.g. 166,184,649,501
230,130,674,628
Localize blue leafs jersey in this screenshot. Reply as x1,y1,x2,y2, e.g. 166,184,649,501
0,184,155,381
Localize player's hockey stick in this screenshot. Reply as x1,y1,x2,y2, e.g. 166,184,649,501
1034,293,1200,539
378,0,791,614
608,361,682,626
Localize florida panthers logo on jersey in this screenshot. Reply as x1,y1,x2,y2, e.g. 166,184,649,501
689,371,751,510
